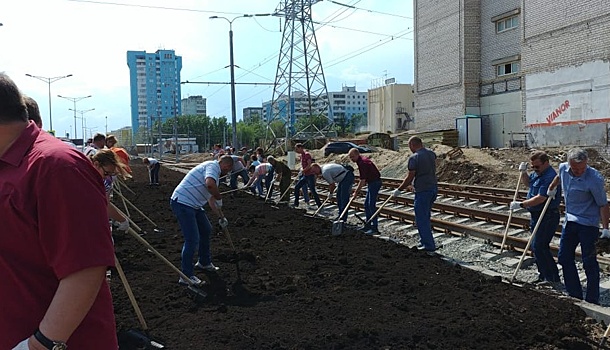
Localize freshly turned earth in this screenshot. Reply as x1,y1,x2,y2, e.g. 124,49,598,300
111,161,603,349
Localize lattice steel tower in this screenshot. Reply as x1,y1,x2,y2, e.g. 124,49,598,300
267,0,332,142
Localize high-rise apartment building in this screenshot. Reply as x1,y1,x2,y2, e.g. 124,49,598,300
327,86,368,123
243,107,263,123
127,49,182,136
181,95,206,116
414,1,610,147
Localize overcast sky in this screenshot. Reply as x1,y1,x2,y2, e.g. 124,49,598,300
0,0,413,138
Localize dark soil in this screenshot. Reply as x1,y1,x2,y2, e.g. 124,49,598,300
111,162,605,350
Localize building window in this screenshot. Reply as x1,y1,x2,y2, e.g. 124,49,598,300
496,16,518,33
496,62,520,76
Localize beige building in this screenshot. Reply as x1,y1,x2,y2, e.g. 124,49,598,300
367,83,414,134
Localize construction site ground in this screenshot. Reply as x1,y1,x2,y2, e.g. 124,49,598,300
112,146,610,349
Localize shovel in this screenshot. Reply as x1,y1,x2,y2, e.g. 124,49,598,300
264,179,275,203
364,195,394,227
114,256,165,349
500,171,523,253
510,196,552,283
331,195,357,236
113,188,161,231
308,189,335,218
599,323,610,348
217,209,242,283
274,175,300,207
109,207,209,303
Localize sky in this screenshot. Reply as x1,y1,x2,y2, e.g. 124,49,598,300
0,0,414,139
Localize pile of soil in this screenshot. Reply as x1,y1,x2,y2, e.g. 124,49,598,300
111,162,604,349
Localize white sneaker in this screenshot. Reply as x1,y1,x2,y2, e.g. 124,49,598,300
195,261,220,271
178,275,203,286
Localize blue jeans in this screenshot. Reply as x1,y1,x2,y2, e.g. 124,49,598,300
149,162,160,184
252,175,265,196
530,208,560,282
170,199,212,277
265,168,275,197
414,188,438,251
364,179,381,230
230,169,249,189
294,174,320,206
557,221,600,304
337,171,354,221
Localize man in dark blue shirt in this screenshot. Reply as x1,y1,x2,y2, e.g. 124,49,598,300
394,136,438,251
510,151,562,283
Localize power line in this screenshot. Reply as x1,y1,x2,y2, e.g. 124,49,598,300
66,0,244,15
327,0,412,20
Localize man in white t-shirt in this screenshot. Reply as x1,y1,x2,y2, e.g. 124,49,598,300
83,133,106,157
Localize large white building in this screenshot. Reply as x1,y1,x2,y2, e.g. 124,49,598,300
414,0,610,147
327,86,368,123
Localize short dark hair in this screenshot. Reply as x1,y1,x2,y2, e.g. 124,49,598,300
295,143,304,149
530,151,549,164
248,165,255,172
93,133,106,142
0,73,28,124
24,96,42,128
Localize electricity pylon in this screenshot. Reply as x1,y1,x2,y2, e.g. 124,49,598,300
266,0,333,152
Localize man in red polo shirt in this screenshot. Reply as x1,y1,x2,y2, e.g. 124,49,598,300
0,73,117,349
349,148,382,235
292,143,322,208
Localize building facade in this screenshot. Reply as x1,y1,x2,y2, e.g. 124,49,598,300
327,86,368,124
181,95,206,116
368,83,415,134
243,107,263,123
414,0,610,147
127,49,182,137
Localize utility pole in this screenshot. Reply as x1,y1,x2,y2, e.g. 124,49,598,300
105,116,107,135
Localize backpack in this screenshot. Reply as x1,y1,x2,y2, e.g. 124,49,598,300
342,163,354,172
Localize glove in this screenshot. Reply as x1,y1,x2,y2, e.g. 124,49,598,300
546,187,557,200
215,199,223,208
509,201,522,210
12,338,29,350
219,218,228,229
392,189,401,197
117,220,130,231
518,162,528,172
601,229,610,239
297,170,303,177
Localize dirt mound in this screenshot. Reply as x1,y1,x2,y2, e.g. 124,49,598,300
111,163,604,349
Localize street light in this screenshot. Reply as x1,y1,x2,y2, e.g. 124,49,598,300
69,108,95,147
58,94,92,139
209,14,252,148
25,73,72,132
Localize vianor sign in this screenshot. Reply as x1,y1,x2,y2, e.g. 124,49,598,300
546,100,570,124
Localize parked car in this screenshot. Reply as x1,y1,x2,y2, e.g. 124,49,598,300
323,141,372,156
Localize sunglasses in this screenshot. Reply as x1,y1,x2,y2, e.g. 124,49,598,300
102,167,116,176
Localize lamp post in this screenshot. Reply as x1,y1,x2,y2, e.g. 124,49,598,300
58,94,92,140
210,14,252,148
69,108,95,147
25,73,72,132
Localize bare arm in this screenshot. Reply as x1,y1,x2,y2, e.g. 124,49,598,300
206,177,221,200
549,175,560,190
29,266,108,349
398,170,416,191
352,179,365,198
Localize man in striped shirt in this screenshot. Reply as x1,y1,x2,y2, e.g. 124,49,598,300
170,155,234,285
311,163,354,220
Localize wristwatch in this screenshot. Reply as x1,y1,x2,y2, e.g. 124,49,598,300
34,329,68,350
